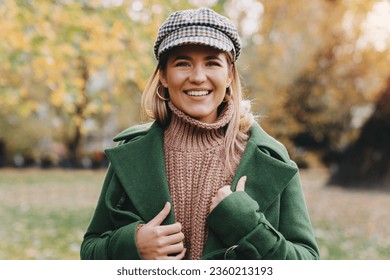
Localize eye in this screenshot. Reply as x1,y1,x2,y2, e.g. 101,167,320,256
206,60,222,67
174,61,191,67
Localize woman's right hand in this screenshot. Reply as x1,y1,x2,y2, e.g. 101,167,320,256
136,202,186,260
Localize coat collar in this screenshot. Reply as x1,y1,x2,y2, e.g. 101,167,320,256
105,122,175,225
231,123,298,212
105,121,297,224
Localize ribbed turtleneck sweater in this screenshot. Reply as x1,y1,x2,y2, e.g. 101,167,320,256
163,101,238,260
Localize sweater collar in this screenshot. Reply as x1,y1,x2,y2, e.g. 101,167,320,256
167,101,233,130
164,101,233,151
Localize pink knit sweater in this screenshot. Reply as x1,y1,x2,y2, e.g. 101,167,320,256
163,101,237,259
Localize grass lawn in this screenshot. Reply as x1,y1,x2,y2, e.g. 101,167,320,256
0,168,105,259
301,168,390,260
0,167,389,259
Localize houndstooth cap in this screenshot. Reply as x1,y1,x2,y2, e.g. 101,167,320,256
154,8,241,61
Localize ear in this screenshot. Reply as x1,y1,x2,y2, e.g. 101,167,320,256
159,70,168,87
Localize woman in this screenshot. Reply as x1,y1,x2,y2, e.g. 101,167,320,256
80,8,319,260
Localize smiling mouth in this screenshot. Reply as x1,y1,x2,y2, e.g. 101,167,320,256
184,90,211,97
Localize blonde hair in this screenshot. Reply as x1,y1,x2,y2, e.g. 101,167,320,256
141,53,254,175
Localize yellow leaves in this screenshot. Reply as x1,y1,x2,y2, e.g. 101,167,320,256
19,100,41,118
0,87,40,117
50,86,65,107
56,44,77,60
8,29,28,51
1,0,162,129
85,103,99,116
0,0,17,18
28,100,40,112
31,57,48,80
65,103,76,115
73,77,86,89
19,88,29,100
18,102,32,118
112,20,126,36
0,91,18,108
80,15,105,32
73,115,84,127
87,55,107,69
103,103,112,114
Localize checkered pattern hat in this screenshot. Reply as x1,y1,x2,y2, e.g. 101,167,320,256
154,8,242,61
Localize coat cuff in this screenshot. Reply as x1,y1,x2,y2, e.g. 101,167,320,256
207,191,260,246
108,222,142,260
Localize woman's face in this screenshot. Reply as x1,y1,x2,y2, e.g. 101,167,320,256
160,44,232,124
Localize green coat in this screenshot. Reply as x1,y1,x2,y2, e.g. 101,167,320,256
80,122,319,260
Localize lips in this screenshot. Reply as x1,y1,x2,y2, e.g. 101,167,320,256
184,90,211,96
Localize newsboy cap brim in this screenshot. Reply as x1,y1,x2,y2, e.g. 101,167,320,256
157,25,235,60
154,8,241,61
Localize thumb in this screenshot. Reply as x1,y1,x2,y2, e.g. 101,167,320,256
148,202,171,226
235,176,247,192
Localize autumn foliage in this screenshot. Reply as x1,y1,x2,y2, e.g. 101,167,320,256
0,0,389,187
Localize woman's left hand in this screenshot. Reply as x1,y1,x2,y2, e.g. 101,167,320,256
209,176,247,212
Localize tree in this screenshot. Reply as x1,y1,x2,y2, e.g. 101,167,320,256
0,0,184,166
329,76,390,188
248,0,390,187
239,0,387,157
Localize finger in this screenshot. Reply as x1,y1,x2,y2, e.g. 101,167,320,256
217,185,232,195
209,200,216,212
161,241,185,255
210,186,231,212
162,248,187,260
163,230,185,245
235,176,247,192
158,222,183,236
148,202,171,226
173,247,187,260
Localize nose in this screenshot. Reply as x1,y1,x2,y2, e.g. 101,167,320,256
188,65,206,84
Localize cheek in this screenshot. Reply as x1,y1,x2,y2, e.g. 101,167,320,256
166,72,186,90
215,70,230,85
214,74,230,93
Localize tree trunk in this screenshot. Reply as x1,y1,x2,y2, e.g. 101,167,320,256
67,122,83,168
67,56,89,168
329,78,390,189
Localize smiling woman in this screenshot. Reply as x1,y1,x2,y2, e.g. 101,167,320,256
159,45,232,124
80,8,319,260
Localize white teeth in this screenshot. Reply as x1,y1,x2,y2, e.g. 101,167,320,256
185,91,210,96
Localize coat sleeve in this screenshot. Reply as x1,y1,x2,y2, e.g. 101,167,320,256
80,165,143,260
206,171,319,260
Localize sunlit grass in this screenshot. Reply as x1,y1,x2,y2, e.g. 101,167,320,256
0,168,105,260
314,222,390,260
302,168,390,260
0,206,91,259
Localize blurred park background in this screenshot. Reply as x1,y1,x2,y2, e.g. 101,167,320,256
0,0,389,259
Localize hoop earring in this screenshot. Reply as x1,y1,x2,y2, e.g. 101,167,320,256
156,85,169,101
223,86,232,103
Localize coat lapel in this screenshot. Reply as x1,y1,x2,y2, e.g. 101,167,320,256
104,123,175,225
231,123,298,212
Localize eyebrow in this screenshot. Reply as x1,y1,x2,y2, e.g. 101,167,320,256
172,55,191,62
205,55,223,62
172,55,223,62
